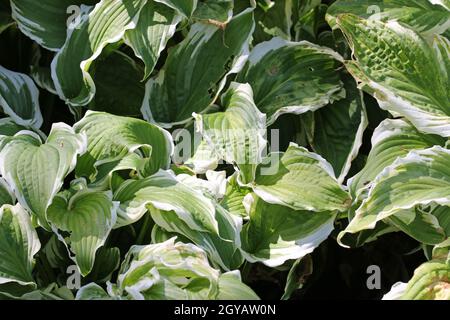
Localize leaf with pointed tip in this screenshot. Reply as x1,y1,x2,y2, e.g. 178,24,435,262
0,124,86,229
51,0,147,107
74,111,173,183
327,0,450,37
155,0,198,18
0,65,43,128
124,1,181,80
341,146,450,241
194,82,267,184
335,15,450,137
241,194,335,267
236,37,345,125
304,74,367,183
10,0,98,51
47,187,117,276
0,204,40,286
193,0,234,24
113,170,218,235
141,8,255,126
252,143,351,212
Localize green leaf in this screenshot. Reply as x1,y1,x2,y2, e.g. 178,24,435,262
74,111,173,183
124,1,182,80
110,238,221,300
0,65,43,128
0,123,86,229
348,118,445,201
217,271,259,300
241,194,335,267
0,117,27,137
220,174,252,218
47,183,118,276
10,0,97,51
327,0,450,37
51,0,148,107
193,0,234,24
141,8,255,126
194,82,267,184
304,74,367,183
76,283,111,300
236,37,345,125
155,0,198,18
0,204,40,286
341,146,450,240
89,51,145,117
252,143,351,212
113,170,218,234
0,178,14,207
335,15,450,137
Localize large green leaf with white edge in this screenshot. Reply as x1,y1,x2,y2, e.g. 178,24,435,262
89,51,145,117
348,119,445,201
47,182,118,276
193,0,234,24
0,117,27,137
236,37,345,125
0,65,43,128
0,124,86,229
10,0,98,51
109,238,221,300
155,0,197,18
194,82,267,184
341,146,450,241
0,178,14,207
113,170,218,234
0,204,40,286
241,194,335,267
327,0,450,37
141,8,255,127
334,15,450,137
217,271,259,300
304,74,367,183
76,283,111,300
150,201,244,270
401,260,450,299
74,111,173,183
51,0,147,107
124,1,181,80
252,143,351,212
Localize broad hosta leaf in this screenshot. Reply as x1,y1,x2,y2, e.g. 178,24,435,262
241,194,335,267
193,0,234,24
113,170,218,234
76,283,110,300
252,143,351,212
341,146,450,240
398,260,450,299
47,185,118,276
0,124,86,229
0,204,40,286
89,51,145,117
327,0,450,37
0,65,43,128
124,1,181,80
194,82,267,184
335,15,450,137
348,119,445,200
217,271,259,300
236,37,345,125
10,0,98,51
155,0,198,18
108,238,221,300
51,0,147,107
220,174,252,218
150,201,244,270
74,111,173,183
304,74,367,183
0,117,27,137
141,8,255,126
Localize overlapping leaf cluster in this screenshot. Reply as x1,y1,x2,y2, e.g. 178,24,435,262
0,0,449,300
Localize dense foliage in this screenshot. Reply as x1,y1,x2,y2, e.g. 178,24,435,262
0,0,449,300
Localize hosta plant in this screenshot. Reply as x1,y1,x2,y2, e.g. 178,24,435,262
0,0,449,300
